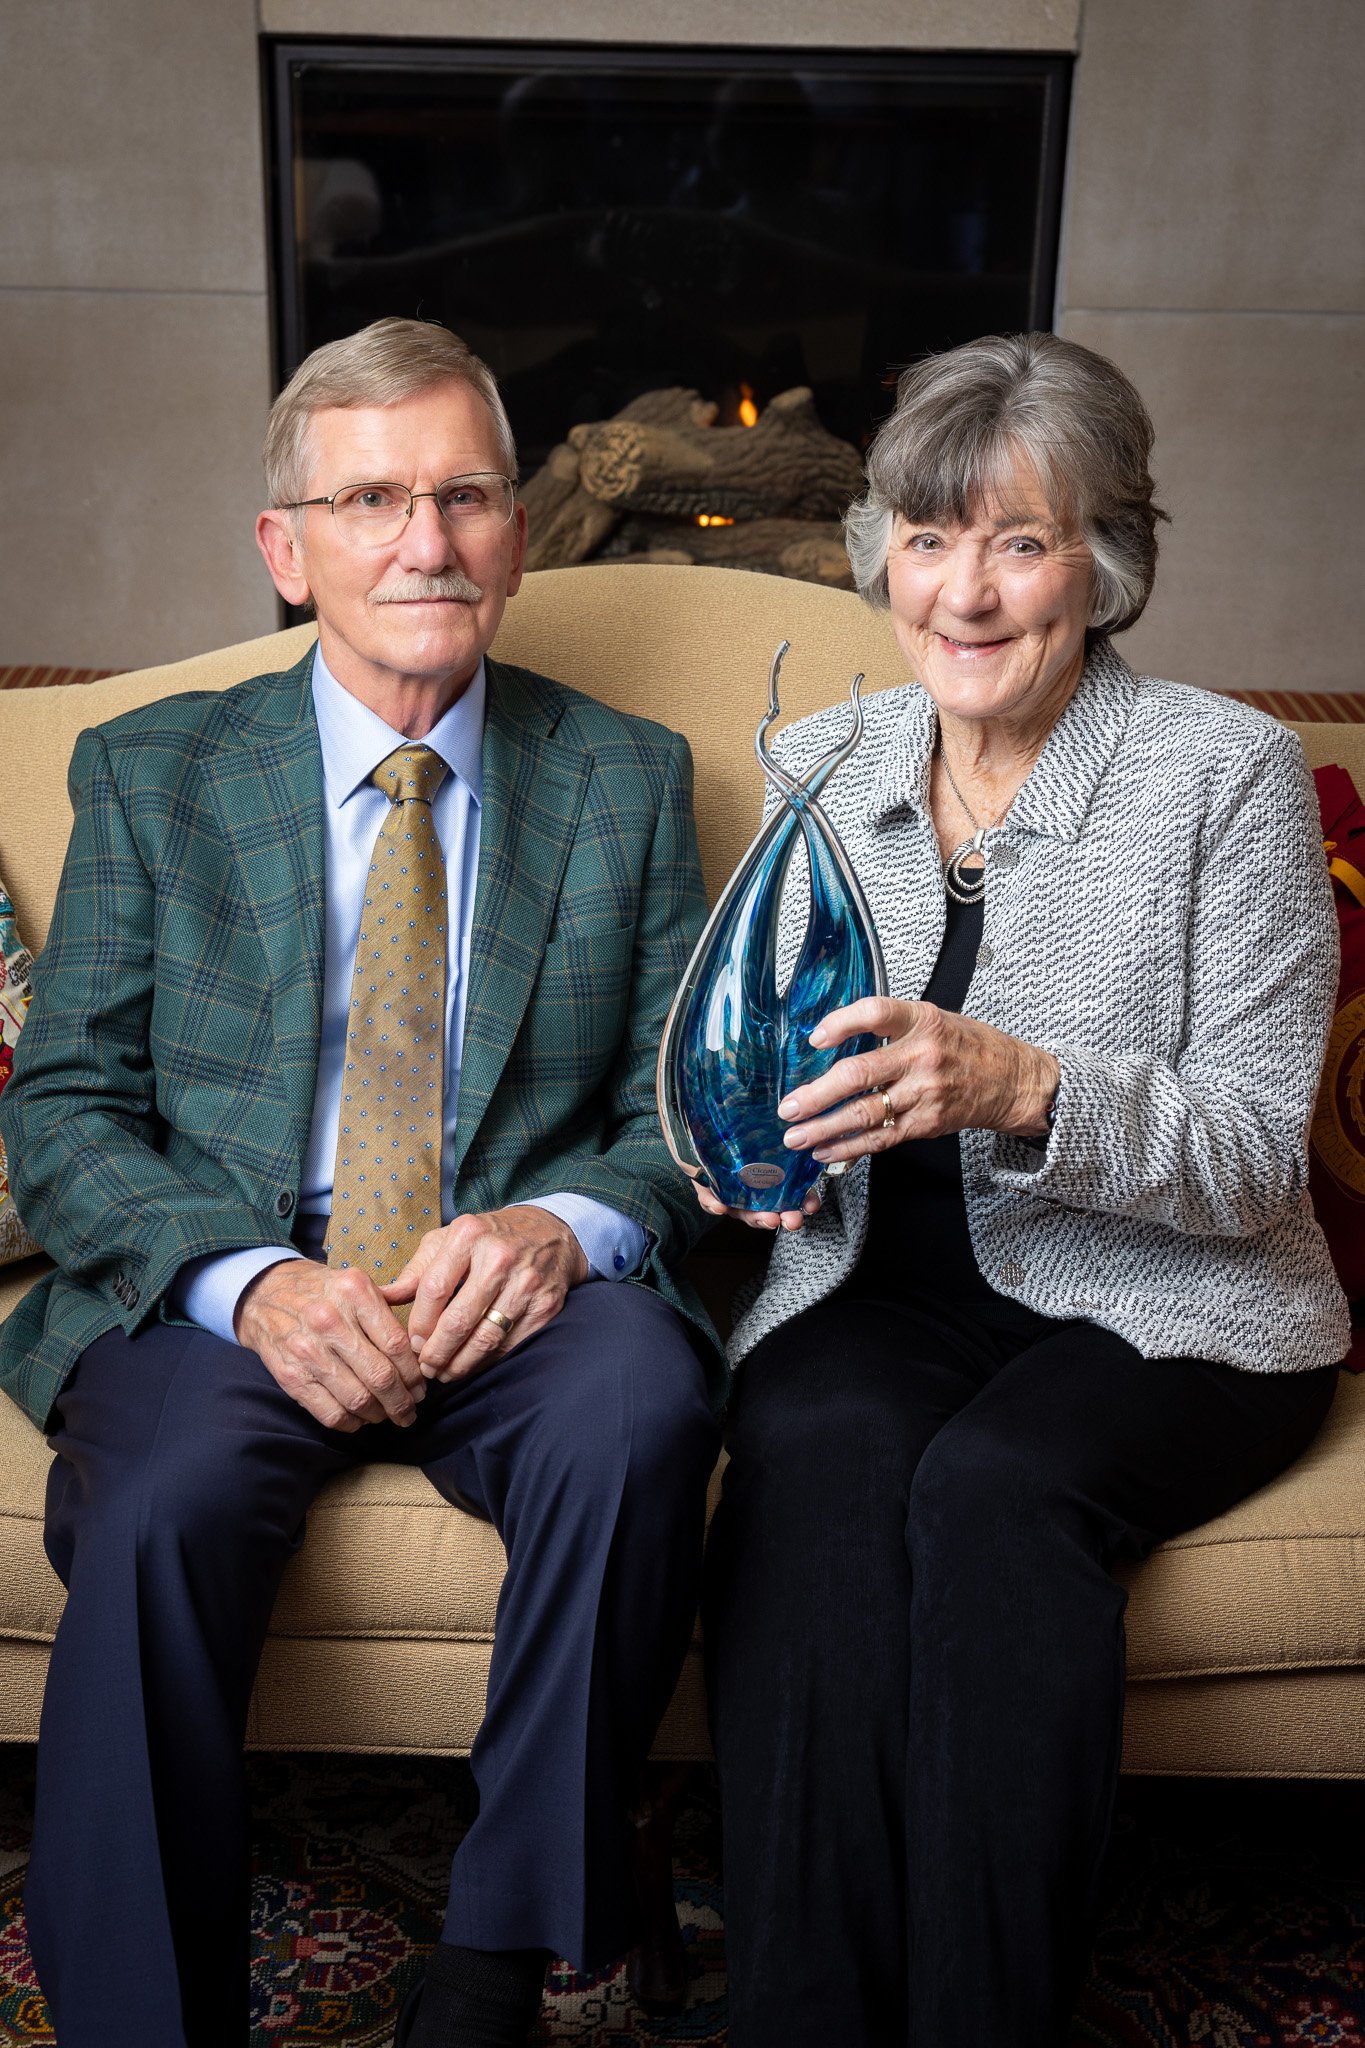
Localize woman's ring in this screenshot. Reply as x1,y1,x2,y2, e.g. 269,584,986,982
879,1090,896,1129
482,1308,514,1335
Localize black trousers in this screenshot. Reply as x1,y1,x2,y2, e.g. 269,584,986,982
29,1283,718,2048
703,1286,1338,2048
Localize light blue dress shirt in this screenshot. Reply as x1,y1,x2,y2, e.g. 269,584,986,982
174,646,646,1342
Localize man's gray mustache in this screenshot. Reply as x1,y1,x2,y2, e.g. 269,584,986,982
370,572,483,604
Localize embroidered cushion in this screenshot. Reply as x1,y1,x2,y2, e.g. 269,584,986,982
0,883,38,1265
1311,764,1365,1367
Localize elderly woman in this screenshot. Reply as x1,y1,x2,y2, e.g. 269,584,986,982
698,331,1349,2048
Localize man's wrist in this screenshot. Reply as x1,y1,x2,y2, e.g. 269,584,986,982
505,1203,591,1285
514,1193,645,1280
175,1243,303,1347
232,1258,287,1344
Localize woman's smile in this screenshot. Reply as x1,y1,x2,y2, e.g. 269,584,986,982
934,631,1016,657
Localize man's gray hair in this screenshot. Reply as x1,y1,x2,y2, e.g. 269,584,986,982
844,331,1166,634
264,317,518,509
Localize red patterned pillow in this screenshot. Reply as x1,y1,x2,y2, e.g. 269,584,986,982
1311,765,1365,1369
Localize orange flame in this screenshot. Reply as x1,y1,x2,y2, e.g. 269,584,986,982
738,384,759,428
695,514,736,528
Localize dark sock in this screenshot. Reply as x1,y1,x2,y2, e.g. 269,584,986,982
408,1942,551,2048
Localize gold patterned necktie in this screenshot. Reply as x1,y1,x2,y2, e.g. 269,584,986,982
326,744,449,1288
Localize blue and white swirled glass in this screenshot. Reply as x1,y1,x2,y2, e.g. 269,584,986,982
657,642,889,1213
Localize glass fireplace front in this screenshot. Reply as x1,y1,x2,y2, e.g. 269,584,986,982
267,40,1071,468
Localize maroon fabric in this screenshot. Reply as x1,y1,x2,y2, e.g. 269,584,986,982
1310,765,1365,1365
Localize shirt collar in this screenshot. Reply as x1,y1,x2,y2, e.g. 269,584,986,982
310,643,486,810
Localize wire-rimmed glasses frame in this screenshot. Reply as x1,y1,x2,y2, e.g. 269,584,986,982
278,472,518,545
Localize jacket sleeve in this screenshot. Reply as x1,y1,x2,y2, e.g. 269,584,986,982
530,730,711,1275
991,721,1339,1238
1,728,277,1327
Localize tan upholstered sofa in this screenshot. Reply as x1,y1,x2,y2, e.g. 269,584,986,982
3,563,1365,1777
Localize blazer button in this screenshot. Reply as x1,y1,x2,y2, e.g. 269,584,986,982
997,1259,1026,1287
274,1190,295,1218
977,942,995,968
991,843,1020,869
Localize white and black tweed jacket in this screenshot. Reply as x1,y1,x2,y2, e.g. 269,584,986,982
728,638,1351,1375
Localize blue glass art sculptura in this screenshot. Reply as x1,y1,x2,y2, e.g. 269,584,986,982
657,642,889,1213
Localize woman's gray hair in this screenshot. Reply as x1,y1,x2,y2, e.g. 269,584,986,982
845,332,1166,634
264,317,517,509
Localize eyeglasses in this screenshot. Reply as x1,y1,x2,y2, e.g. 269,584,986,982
278,472,517,544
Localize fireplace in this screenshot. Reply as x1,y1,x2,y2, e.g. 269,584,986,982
266,38,1069,580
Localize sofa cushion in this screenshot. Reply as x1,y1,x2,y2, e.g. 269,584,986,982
1118,1369,1365,1680
0,1358,714,1758
0,1367,510,1653
5,1365,1365,1689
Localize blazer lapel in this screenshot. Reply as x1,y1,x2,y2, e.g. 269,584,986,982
198,651,327,1153
1004,639,1139,844
452,659,590,1178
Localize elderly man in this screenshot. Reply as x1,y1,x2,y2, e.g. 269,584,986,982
0,317,721,2048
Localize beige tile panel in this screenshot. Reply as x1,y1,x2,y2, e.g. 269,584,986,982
1062,0,1365,313
0,290,278,672
0,0,266,293
1060,311,1365,697
262,0,1078,48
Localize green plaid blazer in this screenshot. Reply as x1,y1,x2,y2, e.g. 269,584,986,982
0,650,723,1429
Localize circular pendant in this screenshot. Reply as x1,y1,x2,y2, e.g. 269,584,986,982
944,836,987,904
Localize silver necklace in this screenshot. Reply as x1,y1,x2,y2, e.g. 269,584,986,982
938,740,1012,905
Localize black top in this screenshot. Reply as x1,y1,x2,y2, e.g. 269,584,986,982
856,886,1044,1337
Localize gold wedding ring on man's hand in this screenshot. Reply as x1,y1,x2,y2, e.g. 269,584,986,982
482,1308,515,1335
878,1089,896,1129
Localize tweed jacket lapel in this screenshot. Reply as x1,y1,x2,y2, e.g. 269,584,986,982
197,650,327,1153
1004,640,1139,844
451,657,591,1178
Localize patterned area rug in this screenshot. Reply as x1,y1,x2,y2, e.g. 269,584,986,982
0,1750,725,2046
3,1751,1365,2044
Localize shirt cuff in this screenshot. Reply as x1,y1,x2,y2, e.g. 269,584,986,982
171,1244,304,1345
519,1194,647,1280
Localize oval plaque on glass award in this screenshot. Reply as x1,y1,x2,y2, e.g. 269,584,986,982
657,641,889,1213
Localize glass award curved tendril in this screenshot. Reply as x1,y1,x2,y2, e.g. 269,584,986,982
657,641,889,1213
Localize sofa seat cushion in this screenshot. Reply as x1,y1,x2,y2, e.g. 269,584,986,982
1119,1369,1365,1681
272,1463,507,1640
0,1369,510,1651
4,1357,1365,1684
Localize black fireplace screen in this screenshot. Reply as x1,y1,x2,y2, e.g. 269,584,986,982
266,41,1070,471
